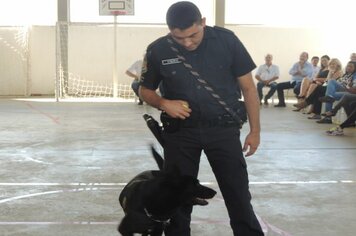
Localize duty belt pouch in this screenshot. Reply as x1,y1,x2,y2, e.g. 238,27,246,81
160,112,181,133
235,101,247,124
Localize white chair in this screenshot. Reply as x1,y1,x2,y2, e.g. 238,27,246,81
332,108,347,125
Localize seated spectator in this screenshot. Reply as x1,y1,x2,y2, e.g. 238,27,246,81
320,61,356,103
255,54,280,105
350,52,356,62
294,55,330,113
317,61,356,123
126,58,144,105
326,102,356,136
274,52,313,107
298,55,329,99
311,56,321,80
293,58,343,120
323,93,356,117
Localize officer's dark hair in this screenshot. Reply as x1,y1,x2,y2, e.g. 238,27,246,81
166,1,202,30
311,56,319,60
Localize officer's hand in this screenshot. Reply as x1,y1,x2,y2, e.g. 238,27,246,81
243,132,260,157
161,100,192,120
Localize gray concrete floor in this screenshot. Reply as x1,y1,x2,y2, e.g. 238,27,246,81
0,98,355,236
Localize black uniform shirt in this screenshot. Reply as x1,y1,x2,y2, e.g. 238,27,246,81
140,26,256,121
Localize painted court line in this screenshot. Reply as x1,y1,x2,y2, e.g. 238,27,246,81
0,187,117,204
0,220,289,235
0,180,354,187
0,183,127,186
0,219,290,235
0,221,118,225
0,184,299,235
24,102,60,124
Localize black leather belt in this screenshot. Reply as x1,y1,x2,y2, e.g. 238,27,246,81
181,115,239,128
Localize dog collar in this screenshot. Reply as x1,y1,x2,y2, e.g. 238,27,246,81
144,208,171,225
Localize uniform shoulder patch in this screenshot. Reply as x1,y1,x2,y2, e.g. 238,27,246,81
140,54,148,82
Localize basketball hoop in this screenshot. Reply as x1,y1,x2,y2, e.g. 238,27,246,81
99,0,134,97
111,10,129,16
99,0,134,16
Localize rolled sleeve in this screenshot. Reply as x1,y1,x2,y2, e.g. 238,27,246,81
232,36,256,77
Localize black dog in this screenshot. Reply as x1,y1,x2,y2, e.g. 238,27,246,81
118,146,216,236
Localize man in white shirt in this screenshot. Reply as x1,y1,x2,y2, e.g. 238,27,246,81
126,59,143,105
311,56,320,80
255,54,280,105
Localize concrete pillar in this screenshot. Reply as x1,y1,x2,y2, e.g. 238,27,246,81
58,0,70,22
214,0,225,27
56,0,70,98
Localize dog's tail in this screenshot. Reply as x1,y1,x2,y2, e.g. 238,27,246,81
150,145,164,170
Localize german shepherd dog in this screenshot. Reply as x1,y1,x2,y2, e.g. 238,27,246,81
118,146,217,236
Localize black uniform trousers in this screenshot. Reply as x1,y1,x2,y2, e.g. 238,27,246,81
162,125,263,236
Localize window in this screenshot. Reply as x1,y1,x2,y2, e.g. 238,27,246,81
70,0,215,25
0,0,56,26
225,0,352,27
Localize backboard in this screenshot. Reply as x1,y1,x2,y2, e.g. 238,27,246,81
99,0,134,16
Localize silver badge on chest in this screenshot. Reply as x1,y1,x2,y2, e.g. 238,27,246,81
161,58,181,65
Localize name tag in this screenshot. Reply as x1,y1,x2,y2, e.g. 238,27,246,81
162,58,181,65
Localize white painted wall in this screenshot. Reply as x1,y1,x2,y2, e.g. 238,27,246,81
0,24,355,96
30,26,56,95
0,28,27,96
227,25,355,81
66,25,168,86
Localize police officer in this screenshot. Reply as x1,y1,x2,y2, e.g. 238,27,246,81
139,1,263,235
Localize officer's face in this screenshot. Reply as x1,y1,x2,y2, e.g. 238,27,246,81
170,18,206,51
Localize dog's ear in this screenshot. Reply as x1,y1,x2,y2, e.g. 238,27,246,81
150,145,164,170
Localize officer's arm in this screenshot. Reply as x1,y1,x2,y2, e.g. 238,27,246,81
139,85,165,110
239,72,260,133
238,72,261,156
139,86,191,119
